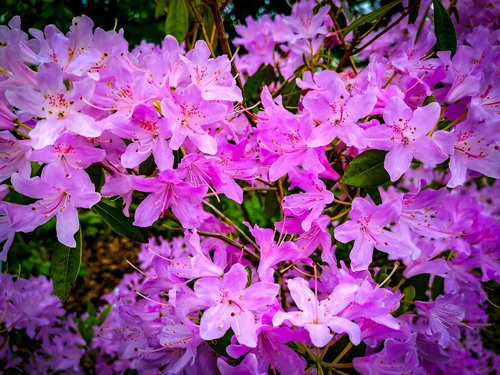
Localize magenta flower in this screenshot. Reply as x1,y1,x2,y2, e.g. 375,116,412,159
0,202,46,261
160,85,227,155
273,278,361,347
248,224,299,281
5,63,101,149
180,40,242,102
194,263,279,347
132,170,206,228
226,325,308,375
415,294,465,349
0,131,31,182
281,175,334,231
334,197,408,271
283,0,331,41
31,133,105,177
119,104,173,171
218,353,267,375
34,16,102,76
434,118,500,187
302,70,376,148
353,334,425,375
11,168,100,247
256,87,325,181
364,97,447,181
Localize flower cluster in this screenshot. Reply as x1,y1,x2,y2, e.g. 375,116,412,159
0,0,499,373
0,274,84,373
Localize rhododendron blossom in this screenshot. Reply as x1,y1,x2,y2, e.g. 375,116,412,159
0,0,498,374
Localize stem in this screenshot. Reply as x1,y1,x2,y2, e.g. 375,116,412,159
187,0,216,57
205,186,277,198
428,105,447,136
333,199,351,206
330,208,351,222
442,111,467,131
331,342,353,365
378,262,400,287
354,10,410,55
197,230,259,259
336,35,358,72
14,118,32,131
203,200,259,250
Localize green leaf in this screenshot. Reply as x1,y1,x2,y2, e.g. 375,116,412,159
280,81,301,111
394,285,416,316
96,305,113,327
165,0,189,43
51,228,82,302
92,201,148,243
155,0,169,18
207,328,234,358
433,0,457,55
139,154,157,176
366,187,382,205
340,149,390,187
245,266,252,288
404,274,430,301
404,285,416,301
86,163,105,191
243,64,275,105
342,0,402,36
431,275,445,299
423,95,437,105
87,301,97,318
408,0,421,24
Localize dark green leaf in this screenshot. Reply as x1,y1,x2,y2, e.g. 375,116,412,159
207,328,234,358
245,266,252,288
366,187,382,205
433,0,457,55
165,0,189,43
343,0,402,36
408,0,421,24
431,275,445,299
243,64,275,104
51,228,82,302
394,285,416,316
155,0,168,18
341,149,390,187
404,274,430,301
63,78,72,91
96,305,113,327
280,81,301,111
92,201,148,243
86,163,105,191
423,95,437,105
87,301,97,318
264,190,279,219
139,154,157,176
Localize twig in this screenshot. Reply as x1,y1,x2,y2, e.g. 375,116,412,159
203,200,259,250
353,10,410,55
197,230,259,259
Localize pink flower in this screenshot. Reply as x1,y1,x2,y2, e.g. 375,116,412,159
302,70,376,148
434,117,500,187
11,168,100,247
161,85,227,155
195,263,279,347
273,278,361,347
334,197,408,271
132,170,206,228
118,104,173,171
5,63,100,149
364,97,447,181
